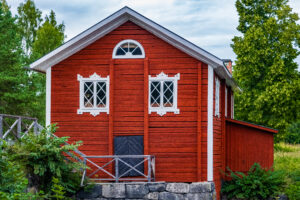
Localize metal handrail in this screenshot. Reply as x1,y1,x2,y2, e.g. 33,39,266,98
81,155,155,186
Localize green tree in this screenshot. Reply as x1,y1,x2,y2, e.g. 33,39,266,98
232,0,300,138
31,10,65,60
28,10,65,124
17,0,42,57
0,1,29,116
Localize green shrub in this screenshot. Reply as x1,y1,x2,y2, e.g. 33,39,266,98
222,163,284,200
0,140,44,200
285,120,300,144
5,125,84,196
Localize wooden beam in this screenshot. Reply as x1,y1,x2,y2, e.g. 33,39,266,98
109,59,114,155
144,58,149,155
197,62,202,181
221,79,226,171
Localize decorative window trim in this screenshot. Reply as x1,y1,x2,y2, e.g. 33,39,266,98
225,87,228,117
149,72,180,116
214,77,220,117
77,73,109,116
112,39,145,59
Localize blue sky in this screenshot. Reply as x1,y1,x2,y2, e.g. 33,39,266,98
6,0,300,64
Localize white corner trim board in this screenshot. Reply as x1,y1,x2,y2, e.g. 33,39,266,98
46,67,51,126
207,65,214,181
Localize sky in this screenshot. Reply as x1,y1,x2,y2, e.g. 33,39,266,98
6,0,300,64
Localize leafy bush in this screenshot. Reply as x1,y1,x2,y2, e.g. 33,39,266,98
5,125,83,196
0,140,44,200
285,120,300,144
222,163,284,200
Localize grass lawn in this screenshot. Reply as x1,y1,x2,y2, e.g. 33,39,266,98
274,143,300,200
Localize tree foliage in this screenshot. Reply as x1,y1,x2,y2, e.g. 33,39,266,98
232,0,300,137
0,1,28,116
0,0,65,125
17,0,42,56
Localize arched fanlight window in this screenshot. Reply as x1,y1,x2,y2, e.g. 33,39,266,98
112,39,145,59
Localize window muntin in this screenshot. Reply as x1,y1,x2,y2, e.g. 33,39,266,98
113,39,145,59
149,72,180,116
78,73,109,116
215,77,220,117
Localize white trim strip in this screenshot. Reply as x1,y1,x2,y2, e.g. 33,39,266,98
46,67,51,126
207,65,214,181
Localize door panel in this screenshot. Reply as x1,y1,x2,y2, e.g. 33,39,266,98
114,136,144,177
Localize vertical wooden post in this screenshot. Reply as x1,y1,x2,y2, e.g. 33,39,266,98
0,115,3,139
227,88,232,119
34,120,38,135
220,79,226,171
197,62,202,181
17,117,21,138
144,58,149,156
109,59,114,156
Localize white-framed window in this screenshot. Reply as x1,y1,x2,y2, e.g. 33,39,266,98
225,87,228,117
112,39,145,59
77,73,109,116
214,77,220,117
231,93,234,119
149,72,180,116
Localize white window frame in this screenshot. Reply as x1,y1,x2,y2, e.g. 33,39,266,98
214,77,220,117
112,39,145,59
149,72,180,116
77,73,109,116
225,87,228,117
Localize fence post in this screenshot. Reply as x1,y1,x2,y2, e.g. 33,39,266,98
115,157,119,182
81,158,87,186
34,120,38,135
0,115,3,139
148,155,151,182
17,117,21,138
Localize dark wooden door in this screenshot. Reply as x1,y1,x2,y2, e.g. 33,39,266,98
114,136,144,177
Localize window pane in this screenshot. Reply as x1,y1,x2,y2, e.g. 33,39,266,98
116,48,126,55
150,81,161,107
96,82,106,107
121,43,129,52
132,47,142,55
128,42,138,53
163,81,174,107
84,82,94,107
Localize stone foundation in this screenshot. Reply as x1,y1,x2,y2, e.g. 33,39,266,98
76,182,216,200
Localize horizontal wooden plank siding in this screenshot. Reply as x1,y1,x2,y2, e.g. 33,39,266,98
51,21,208,183
225,119,275,173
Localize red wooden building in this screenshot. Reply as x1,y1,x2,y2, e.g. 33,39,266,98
30,7,277,198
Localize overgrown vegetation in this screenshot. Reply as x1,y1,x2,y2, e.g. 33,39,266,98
0,126,84,199
274,143,300,200
222,163,284,200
